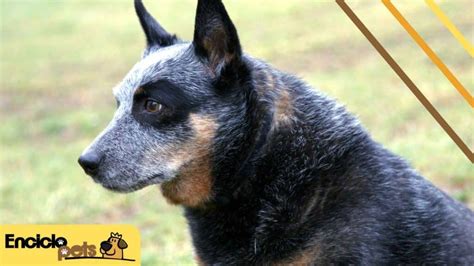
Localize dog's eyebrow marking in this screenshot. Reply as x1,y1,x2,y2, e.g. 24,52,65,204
133,87,146,96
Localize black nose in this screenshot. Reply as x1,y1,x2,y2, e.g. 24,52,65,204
100,241,112,251
78,151,102,175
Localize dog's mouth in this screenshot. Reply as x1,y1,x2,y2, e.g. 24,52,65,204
100,248,116,256
105,249,116,256
92,173,166,193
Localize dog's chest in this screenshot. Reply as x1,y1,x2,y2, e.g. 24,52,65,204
185,203,312,264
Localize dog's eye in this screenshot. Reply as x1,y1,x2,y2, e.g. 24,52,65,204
144,99,162,113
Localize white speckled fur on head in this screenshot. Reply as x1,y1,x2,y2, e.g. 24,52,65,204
81,42,214,192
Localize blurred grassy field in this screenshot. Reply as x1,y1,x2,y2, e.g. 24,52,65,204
1,0,472,265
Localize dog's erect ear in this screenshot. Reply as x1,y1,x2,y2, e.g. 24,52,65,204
118,239,128,249
134,0,178,55
193,0,242,75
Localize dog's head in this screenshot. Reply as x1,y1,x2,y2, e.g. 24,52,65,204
100,232,128,259
78,0,248,202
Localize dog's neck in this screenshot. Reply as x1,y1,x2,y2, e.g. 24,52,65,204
202,59,368,207
183,60,372,263
205,62,277,207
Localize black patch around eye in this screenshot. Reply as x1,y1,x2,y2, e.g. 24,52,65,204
132,79,196,128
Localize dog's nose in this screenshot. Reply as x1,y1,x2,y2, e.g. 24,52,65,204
100,241,112,251
78,151,102,175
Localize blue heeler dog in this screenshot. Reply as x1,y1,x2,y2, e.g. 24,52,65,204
78,0,474,264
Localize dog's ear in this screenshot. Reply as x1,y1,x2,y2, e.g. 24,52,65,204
118,239,128,249
134,0,178,56
193,0,242,76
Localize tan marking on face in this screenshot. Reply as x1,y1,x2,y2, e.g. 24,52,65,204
133,86,145,96
161,114,217,207
273,244,321,266
272,89,294,128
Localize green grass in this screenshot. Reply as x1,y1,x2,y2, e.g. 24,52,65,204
1,0,472,265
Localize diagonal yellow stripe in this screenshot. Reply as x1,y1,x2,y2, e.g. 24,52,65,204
382,0,474,108
336,0,473,162
425,0,474,57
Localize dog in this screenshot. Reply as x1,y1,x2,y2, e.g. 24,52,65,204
99,232,128,260
78,0,474,264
